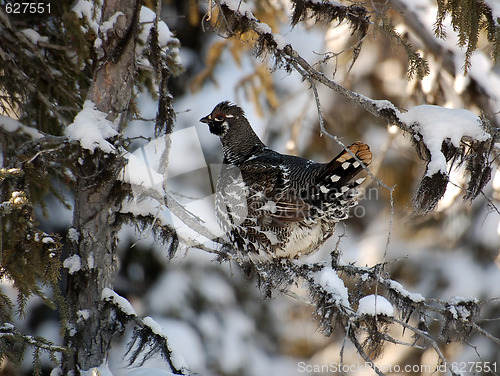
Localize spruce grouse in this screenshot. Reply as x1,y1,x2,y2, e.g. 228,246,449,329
201,101,372,261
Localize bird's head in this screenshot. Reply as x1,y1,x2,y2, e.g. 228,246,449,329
200,101,246,138
200,101,266,163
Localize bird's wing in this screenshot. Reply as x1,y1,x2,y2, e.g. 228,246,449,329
217,159,309,227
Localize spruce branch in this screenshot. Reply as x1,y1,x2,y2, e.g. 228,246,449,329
0,323,70,371
102,289,191,375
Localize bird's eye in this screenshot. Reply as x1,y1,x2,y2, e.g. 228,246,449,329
214,114,225,122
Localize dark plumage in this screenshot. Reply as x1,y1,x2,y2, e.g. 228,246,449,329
200,101,372,260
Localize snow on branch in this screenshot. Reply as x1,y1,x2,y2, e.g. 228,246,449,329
0,323,69,372
65,100,119,154
137,5,182,135
401,104,489,177
137,6,182,72
72,0,101,34
101,288,191,375
357,295,394,317
0,115,43,140
397,105,493,212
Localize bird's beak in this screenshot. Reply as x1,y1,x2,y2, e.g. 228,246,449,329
200,115,210,124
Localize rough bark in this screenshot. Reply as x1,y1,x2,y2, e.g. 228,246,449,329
62,0,139,373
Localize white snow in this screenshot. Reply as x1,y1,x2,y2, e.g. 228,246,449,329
10,191,26,205
122,153,165,194
418,249,500,300
77,309,90,322
254,22,288,50
221,0,256,20
0,115,43,139
142,317,190,372
67,227,80,243
119,197,171,228
82,361,114,376
122,128,207,193
119,135,174,228
313,268,350,308
72,0,100,34
71,0,93,19
272,33,287,50
151,318,204,372
448,296,478,305
387,280,425,303
373,98,399,112
143,316,165,336
13,197,24,205
357,295,394,317
87,254,95,269
102,287,137,316
139,7,177,48
63,255,81,275
65,100,118,153
94,37,102,49
255,21,271,36
447,296,478,320
19,1,498,374
20,29,49,44
397,105,490,176
42,237,55,244
1,323,15,331
100,12,124,36
137,7,181,66
50,368,62,376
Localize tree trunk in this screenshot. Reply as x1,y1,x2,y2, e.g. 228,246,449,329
62,0,139,372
